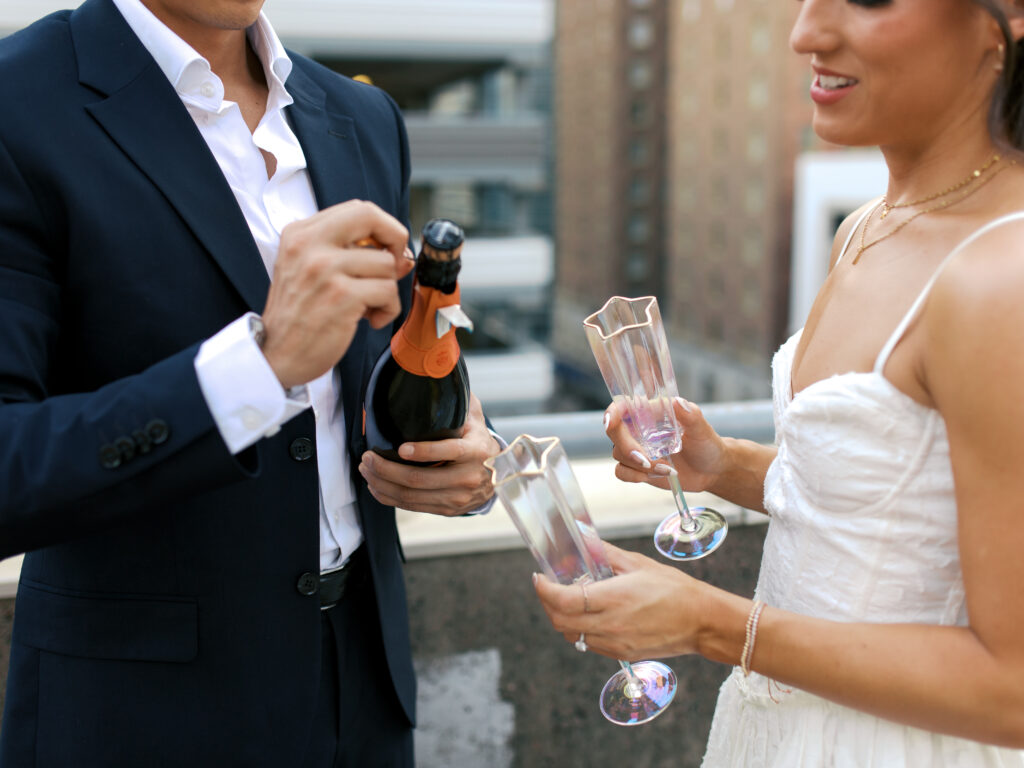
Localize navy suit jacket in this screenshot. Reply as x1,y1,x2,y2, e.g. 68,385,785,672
0,1,417,764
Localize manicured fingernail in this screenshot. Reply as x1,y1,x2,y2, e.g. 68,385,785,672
674,396,692,412
652,463,673,476
630,450,651,469
602,411,611,430
399,444,414,458
532,572,539,586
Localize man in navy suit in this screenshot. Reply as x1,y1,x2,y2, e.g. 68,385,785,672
0,0,501,765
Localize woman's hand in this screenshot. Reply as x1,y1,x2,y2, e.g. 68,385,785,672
532,542,709,661
607,397,730,493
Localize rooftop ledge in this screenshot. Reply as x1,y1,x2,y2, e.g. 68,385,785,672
0,402,775,599
396,455,765,560
0,460,764,600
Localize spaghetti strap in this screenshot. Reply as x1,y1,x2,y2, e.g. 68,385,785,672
836,203,878,267
873,211,1024,373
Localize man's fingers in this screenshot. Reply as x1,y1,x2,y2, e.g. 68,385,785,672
360,451,452,491
397,437,466,465
319,199,409,258
331,248,409,279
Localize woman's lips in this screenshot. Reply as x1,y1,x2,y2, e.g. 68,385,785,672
809,73,858,105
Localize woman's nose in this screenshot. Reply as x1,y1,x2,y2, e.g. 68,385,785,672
790,0,841,57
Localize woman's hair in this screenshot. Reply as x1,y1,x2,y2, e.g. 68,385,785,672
974,0,1024,150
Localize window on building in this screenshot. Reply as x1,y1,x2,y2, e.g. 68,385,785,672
715,23,731,57
711,175,729,208
713,78,731,110
707,314,724,344
629,137,649,165
741,275,761,316
628,214,650,243
746,130,767,163
631,99,651,126
629,17,653,49
680,90,698,116
629,59,652,89
742,230,763,267
750,17,771,55
708,270,725,300
745,180,765,215
748,75,769,110
710,220,727,252
629,176,651,204
626,250,649,282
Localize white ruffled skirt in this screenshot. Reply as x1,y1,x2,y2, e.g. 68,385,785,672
701,668,1024,768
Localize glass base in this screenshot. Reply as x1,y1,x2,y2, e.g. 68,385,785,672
599,661,677,726
654,506,728,561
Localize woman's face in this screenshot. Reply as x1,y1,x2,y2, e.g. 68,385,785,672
790,0,1002,150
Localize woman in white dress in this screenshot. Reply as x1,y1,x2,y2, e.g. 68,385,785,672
534,1,1024,765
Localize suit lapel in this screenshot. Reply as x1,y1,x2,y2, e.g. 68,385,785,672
71,0,269,313
285,65,374,444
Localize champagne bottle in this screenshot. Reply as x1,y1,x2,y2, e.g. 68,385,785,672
363,219,473,465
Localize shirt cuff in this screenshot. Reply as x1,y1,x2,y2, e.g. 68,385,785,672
194,313,310,454
462,428,507,516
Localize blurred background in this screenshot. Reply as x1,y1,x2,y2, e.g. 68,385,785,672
0,0,891,765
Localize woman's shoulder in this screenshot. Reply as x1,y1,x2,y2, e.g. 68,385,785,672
924,208,1024,360
938,208,1024,292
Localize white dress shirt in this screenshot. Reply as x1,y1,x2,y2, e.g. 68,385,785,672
111,0,360,571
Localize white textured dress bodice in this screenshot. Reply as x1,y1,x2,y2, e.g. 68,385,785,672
759,331,963,628
700,211,1024,768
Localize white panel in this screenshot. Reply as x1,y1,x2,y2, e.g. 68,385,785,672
789,150,889,334
464,348,554,404
1,1,554,47
456,236,554,292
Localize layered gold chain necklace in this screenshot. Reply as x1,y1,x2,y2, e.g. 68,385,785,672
853,153,1009,265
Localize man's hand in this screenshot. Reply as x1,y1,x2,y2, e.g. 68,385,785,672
260,200,414,390
358,395,501,516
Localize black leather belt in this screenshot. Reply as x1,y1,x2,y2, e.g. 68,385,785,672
319,546,367,610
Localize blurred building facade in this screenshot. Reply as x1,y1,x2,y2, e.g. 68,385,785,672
553,0,820,405
0,0,558,416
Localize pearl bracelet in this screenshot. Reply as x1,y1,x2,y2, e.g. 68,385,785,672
740,599,766,677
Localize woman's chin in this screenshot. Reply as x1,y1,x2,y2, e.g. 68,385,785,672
810,115,873,149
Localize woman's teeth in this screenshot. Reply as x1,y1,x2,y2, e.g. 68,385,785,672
818,75,856,90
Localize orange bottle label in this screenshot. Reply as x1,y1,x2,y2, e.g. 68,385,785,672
390,283,462,378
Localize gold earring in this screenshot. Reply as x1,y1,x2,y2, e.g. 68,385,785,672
995,43,1006,73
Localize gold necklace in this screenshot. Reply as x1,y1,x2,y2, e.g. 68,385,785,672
878,153,1001,220
853,157,1012,265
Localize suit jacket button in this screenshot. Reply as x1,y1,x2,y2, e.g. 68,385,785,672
146,419,170,445
296,572,318,597
114,435,136,462
289,437,315,462
99,443,121,469
133,429,153,454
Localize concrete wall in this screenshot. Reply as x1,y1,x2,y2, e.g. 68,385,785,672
0,527,766,766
